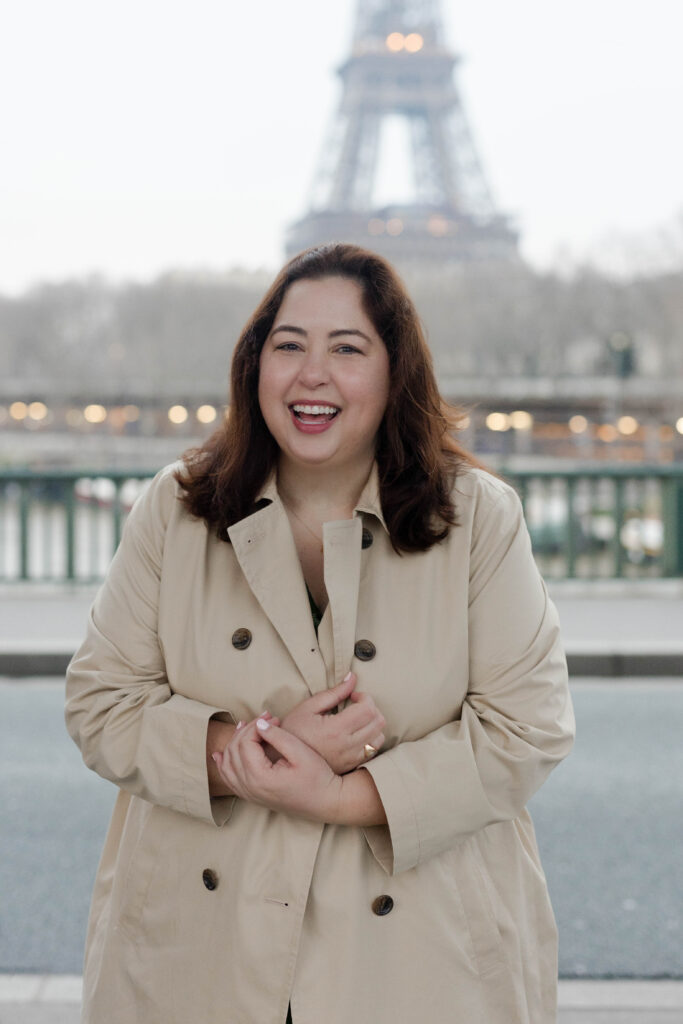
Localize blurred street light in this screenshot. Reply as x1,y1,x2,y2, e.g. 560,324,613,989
569,415,588,434
486,412,511,431
197,405,217,424
618,415,639,435
28,402,48,420
168,405,188,424
510,410,533,431
598,424,619,442
84,404,107,424
10,402,28,420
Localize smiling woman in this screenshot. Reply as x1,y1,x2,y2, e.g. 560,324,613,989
65,243,574,1024
258,276,390,475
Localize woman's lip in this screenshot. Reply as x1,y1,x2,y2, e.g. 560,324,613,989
288,407,338,434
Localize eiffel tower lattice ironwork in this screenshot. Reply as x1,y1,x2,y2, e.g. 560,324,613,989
286,0,517,263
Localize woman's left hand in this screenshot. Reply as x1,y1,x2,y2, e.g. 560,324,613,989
212,714,344,823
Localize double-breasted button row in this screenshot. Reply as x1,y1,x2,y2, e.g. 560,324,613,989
231,628,252,650
354,639,376,661
234,628,376,661
202,868,219,891
372,895,394,916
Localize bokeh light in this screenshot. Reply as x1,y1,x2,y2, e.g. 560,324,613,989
486,412,511,432
569,415,588,434
617,415,639,435
28,402,48,420
168,405,188,424
84,404,107,424
404,33,423,52
197,405,217,424
510,410,533,431
597,424,618,442
10,401,28,420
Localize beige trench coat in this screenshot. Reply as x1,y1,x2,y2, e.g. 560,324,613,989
65,462,574,1024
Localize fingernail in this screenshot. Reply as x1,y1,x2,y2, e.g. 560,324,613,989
343,671,353,682
260,710,270,718
236,721,244,730
256,717,270,732
211,752,220,764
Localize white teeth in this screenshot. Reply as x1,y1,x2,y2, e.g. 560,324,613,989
292,404,339,415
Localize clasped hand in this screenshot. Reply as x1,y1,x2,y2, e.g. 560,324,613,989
211,672,385,823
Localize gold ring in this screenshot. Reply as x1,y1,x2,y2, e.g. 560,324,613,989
364,743,378,760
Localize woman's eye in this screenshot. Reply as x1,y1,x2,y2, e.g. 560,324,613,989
335,344,361,354
275,342,301,351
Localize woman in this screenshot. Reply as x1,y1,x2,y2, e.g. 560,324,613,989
66,243,574,1024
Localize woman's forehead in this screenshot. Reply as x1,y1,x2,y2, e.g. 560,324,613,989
273,276,376,333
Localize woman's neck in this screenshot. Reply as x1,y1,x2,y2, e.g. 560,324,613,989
276,455,374,516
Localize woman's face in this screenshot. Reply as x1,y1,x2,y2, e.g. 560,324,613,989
258,275,390,475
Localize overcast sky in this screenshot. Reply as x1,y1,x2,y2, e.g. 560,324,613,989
1,0,681,294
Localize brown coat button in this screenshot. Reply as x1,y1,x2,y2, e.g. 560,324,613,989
202,869,218,891
354,639,376,661
372,895,394,916
231,628,252,650
361,527,373,549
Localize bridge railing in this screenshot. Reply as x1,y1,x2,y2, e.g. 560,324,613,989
1,466,682,583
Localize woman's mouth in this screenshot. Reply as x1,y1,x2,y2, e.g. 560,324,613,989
289,403,340,433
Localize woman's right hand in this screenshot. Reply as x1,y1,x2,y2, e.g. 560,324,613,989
274,672,386,774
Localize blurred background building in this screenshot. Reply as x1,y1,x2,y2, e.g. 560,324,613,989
286,0,517,262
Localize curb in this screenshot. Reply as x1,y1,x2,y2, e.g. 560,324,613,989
1,977,683,1008
2,649,683,679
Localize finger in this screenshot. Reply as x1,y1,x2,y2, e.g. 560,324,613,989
308,672,357,715
348,689,376,706
222,722,271,798
352,721,386,750
338,697,383,734
232,714,276,745
254,718,307,764
228,719,261,775
214,744,242,794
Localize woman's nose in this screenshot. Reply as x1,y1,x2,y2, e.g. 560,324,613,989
297,349,329,387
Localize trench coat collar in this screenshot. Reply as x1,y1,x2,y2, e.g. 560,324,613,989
253,462,389,535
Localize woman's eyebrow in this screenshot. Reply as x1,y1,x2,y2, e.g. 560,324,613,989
271,324,306,336
271,325,373,343
329,328,372,343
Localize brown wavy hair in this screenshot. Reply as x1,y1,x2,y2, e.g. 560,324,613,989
175,243,481,552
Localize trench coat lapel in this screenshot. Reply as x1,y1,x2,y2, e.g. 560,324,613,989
228,498,327,694
228,465,384,694
323,517,362,684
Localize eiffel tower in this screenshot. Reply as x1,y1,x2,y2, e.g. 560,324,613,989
285,0,517,264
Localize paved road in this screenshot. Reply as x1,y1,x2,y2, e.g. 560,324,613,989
1,678,682,977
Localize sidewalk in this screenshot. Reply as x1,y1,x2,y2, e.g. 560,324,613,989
1,977,682,1023
1,580,683,677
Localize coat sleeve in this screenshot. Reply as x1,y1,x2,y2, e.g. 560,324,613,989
361,481,575,875
64,465,236,827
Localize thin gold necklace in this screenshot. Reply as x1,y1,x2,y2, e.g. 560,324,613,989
280,496,324,553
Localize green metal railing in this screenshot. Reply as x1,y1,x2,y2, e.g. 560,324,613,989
506,465,683,580
1,465,682,582
0,469,156,584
